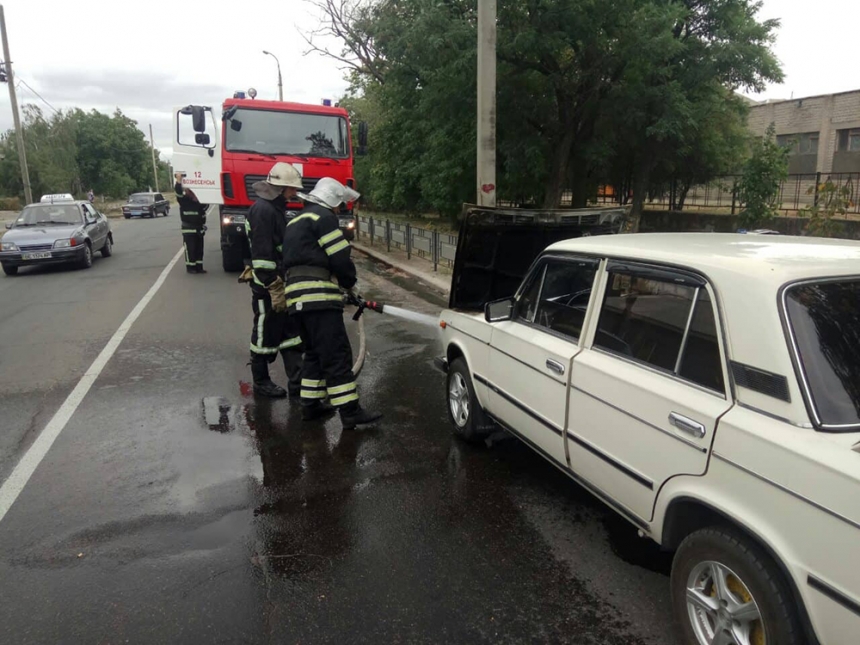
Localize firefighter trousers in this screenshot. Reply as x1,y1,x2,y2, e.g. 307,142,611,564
250,291,304,363
295,309,359,410
182,230,205,270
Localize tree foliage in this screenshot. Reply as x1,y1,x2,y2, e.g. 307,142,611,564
0,106,171,201
737,123,790,227
310,0,782,217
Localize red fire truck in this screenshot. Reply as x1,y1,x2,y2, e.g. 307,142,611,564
172,95,364,271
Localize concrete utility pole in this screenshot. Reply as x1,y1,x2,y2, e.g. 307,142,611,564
149,124,160,193
476,0,496,207
0,5,33,205
263,50,283,102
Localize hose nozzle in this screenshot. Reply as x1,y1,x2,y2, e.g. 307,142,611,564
344,291,384,321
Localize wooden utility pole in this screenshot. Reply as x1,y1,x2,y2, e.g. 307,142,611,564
149,124,159,193
0,5,32,205
476,0,496,207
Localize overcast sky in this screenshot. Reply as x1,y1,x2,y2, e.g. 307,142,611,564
1,0,858,162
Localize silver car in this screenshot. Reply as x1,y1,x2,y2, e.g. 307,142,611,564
0,201,113,276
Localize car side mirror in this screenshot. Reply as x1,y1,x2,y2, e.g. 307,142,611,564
485,297,514,323
191,106,207,133
195,133,211,146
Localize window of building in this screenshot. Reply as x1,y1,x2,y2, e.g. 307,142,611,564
594,270,724,392
837,128,860,152
776,132,819,155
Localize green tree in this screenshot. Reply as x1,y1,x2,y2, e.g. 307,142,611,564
737,124,790,227
310,0,782,214
803,178,855,237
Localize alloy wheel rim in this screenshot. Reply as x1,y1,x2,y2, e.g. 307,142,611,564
686,560,765,645
448,373,470,428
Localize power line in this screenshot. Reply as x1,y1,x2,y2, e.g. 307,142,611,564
17,77,58,114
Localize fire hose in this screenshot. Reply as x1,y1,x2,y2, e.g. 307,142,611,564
345,292,385,378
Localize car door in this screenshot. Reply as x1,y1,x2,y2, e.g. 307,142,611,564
568,261,732,522
172,105,224,205
82,204,104,248
486,256,601,466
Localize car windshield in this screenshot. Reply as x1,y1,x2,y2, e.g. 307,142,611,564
129,194,154,203
225,108,349,158
785,279,860,430
16,204,83,226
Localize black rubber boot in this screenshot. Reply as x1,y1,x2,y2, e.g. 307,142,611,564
281,349,303,399
196,266,207,274
340,404,383,431
251,356,286,398
301,401,337,421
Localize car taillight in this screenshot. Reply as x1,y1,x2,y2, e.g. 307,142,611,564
222,173,234,199
70,238,77,247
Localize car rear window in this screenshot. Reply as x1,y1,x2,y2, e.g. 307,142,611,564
130,194,154,203
785,279,860,430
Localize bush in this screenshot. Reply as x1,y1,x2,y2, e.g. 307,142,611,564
0,196,21,211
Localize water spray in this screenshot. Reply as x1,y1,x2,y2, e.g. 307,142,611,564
345,292,439,378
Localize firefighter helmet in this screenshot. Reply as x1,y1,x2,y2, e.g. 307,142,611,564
300,177,360,211
266,162,303,189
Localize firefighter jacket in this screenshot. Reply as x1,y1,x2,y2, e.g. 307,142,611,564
247,189,287,292
175,182,207,232
282,202,356,313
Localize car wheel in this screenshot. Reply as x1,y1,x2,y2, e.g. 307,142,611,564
671,527,804,645
79,243,93,269
101,235,113,257
447,358,488,443
165,208,170,216
124,215,130,219
2,264,18,276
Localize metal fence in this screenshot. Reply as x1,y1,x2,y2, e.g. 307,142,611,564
355,215,457,271
594,172,860,216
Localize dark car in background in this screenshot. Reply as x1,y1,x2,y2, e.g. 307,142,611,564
0,201,113,276
123,192,170,219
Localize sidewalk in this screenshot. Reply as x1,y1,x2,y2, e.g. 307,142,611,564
353,241,452,295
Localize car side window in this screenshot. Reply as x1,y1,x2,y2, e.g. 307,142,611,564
523,260,598,341
156,194,164,202
594,270,724,392
82,204,96,221
515,265,545,323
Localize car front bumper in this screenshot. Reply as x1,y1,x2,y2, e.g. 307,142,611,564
0,246,86,267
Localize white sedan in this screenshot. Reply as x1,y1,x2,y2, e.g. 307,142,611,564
437,233,860,645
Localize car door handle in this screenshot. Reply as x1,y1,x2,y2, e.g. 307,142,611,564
669,412,706,439
546,359,565,375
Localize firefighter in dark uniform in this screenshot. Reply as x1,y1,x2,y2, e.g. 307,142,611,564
282,177,382,429
244,162,304,398
174,177,207,273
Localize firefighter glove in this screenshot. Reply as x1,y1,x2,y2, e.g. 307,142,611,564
268,276,287,312
237,266,254,283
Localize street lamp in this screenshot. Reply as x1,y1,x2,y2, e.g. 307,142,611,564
262,50,283,102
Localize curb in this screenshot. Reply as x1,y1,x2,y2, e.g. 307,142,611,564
353,242,451,294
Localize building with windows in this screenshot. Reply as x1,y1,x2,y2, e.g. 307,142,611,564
747,89,860,175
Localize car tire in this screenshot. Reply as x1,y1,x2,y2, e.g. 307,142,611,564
79,243,93,269
447,358,489,443
101,235,113,257
2,264,18,276
671,527,804,645
124,215,130,219
165,208,170,216
222,246,245,272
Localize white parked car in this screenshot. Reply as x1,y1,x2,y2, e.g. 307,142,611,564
437,232,859,645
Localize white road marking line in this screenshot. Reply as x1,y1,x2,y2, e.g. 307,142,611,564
0,246,185,525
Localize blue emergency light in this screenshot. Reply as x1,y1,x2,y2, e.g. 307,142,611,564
233,91,246,99
322,99,332,107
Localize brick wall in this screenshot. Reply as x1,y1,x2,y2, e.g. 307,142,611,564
747,89,860,174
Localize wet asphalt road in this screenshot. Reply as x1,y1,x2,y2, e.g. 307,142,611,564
0,215,680,644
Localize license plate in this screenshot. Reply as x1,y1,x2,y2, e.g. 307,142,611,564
23,252,51,260
131,211,142,216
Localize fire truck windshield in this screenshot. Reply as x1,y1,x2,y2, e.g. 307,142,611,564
225,108,349,159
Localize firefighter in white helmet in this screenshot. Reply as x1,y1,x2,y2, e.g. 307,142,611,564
282,177,382,429
243,162,306,398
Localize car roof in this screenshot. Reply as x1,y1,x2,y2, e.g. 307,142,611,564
547,233,860,287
